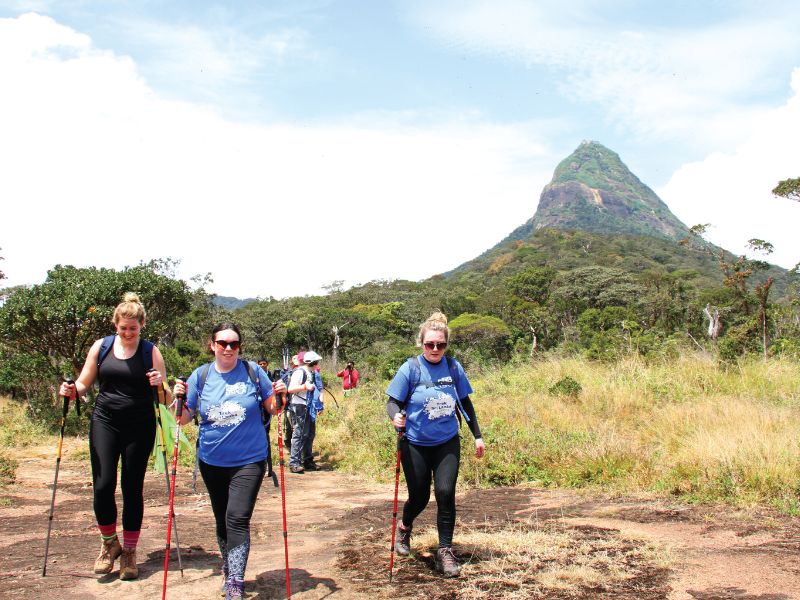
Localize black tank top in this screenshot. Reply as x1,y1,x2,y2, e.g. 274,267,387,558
95,340,154,421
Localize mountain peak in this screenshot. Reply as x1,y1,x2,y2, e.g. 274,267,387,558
531,142,689,240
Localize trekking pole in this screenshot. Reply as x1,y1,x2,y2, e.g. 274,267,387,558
276,390,292,599
324,388,340,409
150,373,183,576
191,411,200,493
162,377,186,600
42,379,75,577
388,411,406,582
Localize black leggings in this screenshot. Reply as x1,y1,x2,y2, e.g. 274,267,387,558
400,434,460,548
89,411,156,531
199,460,266,551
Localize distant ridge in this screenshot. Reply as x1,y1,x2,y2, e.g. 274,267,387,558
213,295,257,310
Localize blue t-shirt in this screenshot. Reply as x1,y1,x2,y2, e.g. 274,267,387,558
187,361,275,467
385,355,473,446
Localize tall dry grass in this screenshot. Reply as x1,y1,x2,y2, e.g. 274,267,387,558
315,353,800,510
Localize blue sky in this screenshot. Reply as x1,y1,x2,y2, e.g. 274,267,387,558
1,1,798,298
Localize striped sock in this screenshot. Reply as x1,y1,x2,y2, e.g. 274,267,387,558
122,530,140,549
98,523,117,541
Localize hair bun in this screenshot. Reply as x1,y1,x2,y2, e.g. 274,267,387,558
122,292,142,304
427,312,448,325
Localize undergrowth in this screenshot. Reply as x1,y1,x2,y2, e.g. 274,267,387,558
3,353,800,510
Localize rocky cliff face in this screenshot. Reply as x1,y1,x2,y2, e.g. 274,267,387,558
531,141,689,240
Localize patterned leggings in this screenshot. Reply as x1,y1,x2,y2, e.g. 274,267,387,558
199,460,266,589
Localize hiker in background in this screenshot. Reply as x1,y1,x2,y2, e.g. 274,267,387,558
172,322,285,599
385,312,485,577
257,358,270,373
58,292,166,581
302,352,324,471
337,361,359,397
287,350,319,473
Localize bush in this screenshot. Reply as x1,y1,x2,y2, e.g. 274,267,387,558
548,376,582,398
0,452,17,486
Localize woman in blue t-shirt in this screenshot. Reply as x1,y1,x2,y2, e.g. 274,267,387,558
386,312,485,577
173,322,285,600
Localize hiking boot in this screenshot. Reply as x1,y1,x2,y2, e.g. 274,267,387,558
119,547,138,580
303,460,319,471
226,579,244,599
435,547,461,578
289,465,304,474
394,524,412,556
93,536,122,574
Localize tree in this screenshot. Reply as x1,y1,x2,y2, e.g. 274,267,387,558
680,226,777,358
773,177,800,202
449,313,512,361
0,264,193,378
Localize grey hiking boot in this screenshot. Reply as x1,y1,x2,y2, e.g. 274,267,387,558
435,547,461,577
394,523,412,556
93,536,122,574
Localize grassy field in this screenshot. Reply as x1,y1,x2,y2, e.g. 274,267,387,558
314,353,800,511
3,354,799,511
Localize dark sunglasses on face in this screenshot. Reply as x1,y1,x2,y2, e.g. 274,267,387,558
423,341,448,351
214,339,241,350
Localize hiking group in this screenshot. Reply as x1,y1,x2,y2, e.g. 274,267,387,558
54,293,485,598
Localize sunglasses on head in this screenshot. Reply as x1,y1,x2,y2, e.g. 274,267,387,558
214,339,241,350
423,341,448,351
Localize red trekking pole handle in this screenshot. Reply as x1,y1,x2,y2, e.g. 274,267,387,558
162,376,186,600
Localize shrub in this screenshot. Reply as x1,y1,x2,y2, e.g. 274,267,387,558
549,376,582,398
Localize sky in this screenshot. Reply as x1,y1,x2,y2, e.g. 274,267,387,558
1,0,798,299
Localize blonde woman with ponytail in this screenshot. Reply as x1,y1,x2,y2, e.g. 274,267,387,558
386,312,485,577
59,292,167,581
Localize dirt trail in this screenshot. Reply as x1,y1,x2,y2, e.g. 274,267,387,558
2,440,799,599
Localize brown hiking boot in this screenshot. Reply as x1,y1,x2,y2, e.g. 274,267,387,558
394,523,412,556
93,536,122,574
119,547,139,580
435,547,461,577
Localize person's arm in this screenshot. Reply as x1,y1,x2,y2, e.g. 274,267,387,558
59,338,102,399
459,395,485,458
148,345,167,394
387,397,407,428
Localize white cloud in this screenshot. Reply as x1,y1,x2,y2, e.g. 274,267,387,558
0,13,551,298
659,68,800,270
408,0,800,151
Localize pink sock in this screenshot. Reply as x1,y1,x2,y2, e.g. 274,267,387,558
122,530,140,549
98,523,117,540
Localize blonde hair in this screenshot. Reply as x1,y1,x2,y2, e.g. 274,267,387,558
416,311,449,346
112,292,146,325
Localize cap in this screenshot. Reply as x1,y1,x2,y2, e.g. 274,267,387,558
303,351,322,364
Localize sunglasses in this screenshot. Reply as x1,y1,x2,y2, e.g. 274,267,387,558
214,339,241,350
423,341,448,351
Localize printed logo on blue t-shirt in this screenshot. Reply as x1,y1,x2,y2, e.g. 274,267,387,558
207,401,246,428
424,391,455,420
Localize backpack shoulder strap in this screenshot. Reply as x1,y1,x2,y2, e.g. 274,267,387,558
243,360,268,424
198,362,213,396
404,357,422,404
97,335,116,368
140,340,154,372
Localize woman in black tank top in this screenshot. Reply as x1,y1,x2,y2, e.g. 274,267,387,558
59,292,168,581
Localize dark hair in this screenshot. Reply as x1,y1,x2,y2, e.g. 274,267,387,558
211,322,243,344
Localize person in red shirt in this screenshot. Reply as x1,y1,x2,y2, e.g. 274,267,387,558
337,361,359,397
